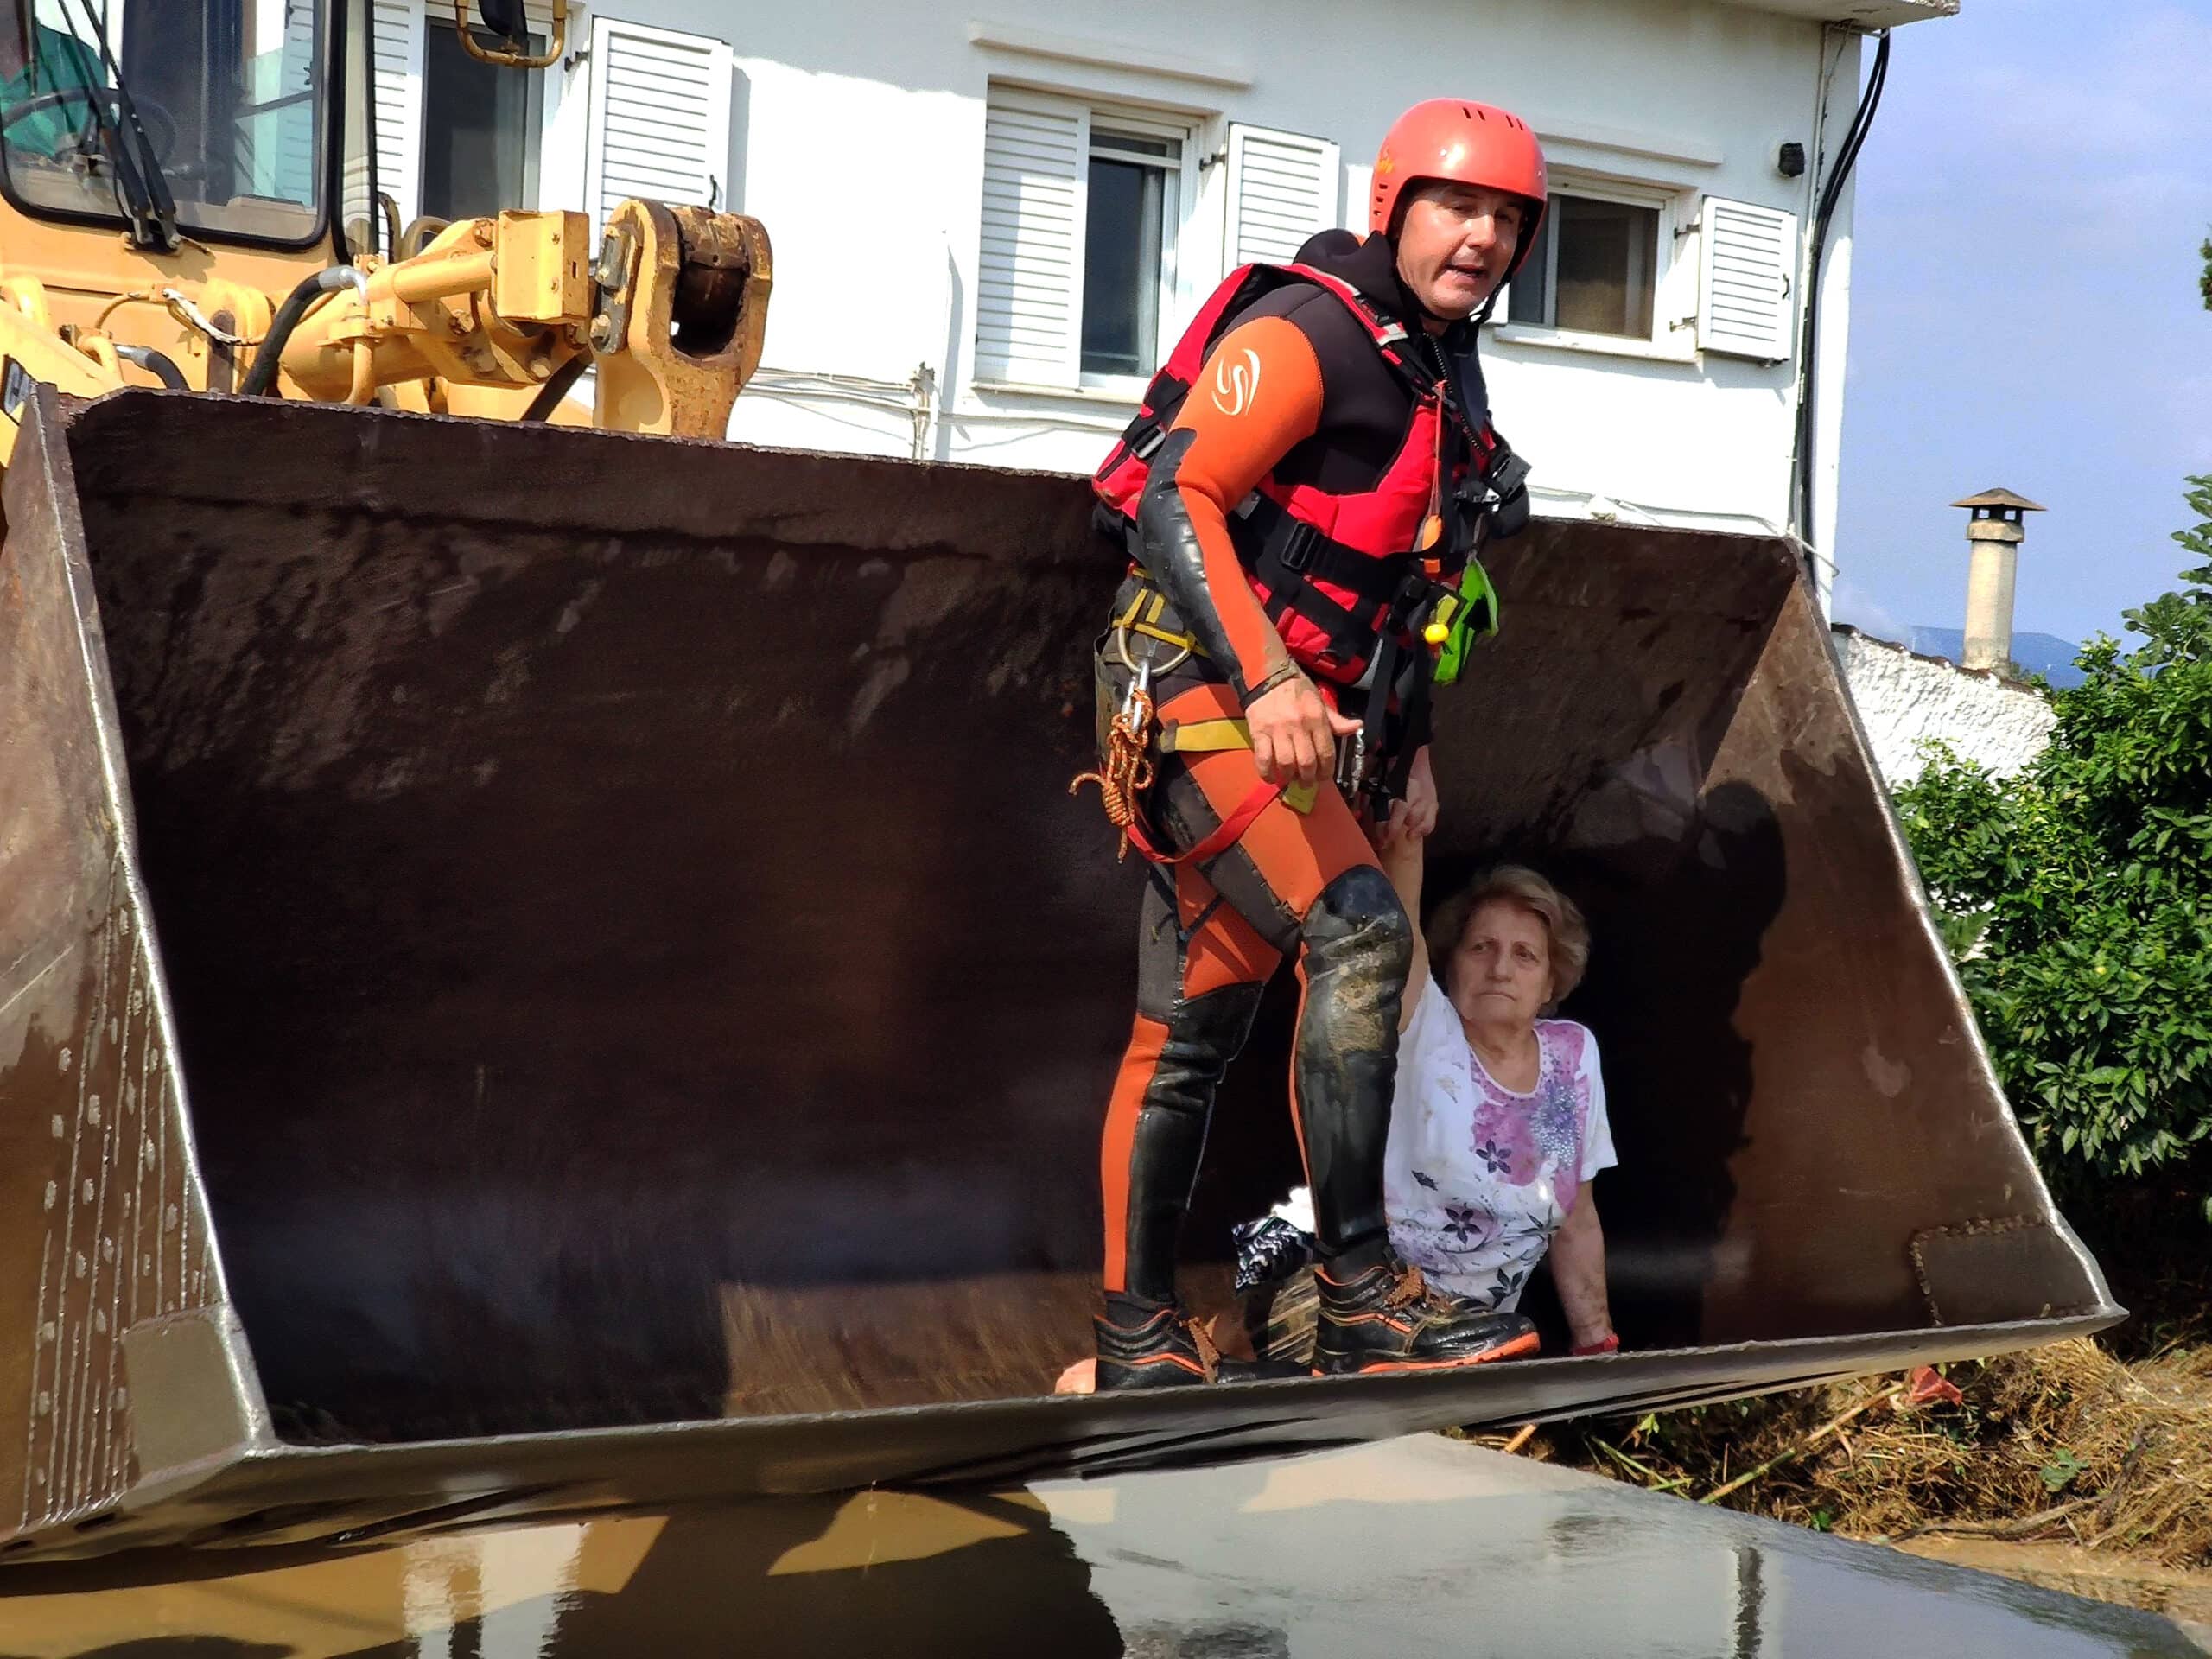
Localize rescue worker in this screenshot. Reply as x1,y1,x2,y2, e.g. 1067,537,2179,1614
1077,99,1550,1387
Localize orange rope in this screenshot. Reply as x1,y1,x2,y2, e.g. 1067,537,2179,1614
1069,683,1156,862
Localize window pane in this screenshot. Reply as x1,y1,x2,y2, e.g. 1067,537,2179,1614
1092,129,1173,160
1554,194,1656,339
1082,155,1168,378
421,22,540,221
1505,198,1555,326
5,0,333,243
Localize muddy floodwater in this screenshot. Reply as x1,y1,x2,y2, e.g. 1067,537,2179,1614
0,1438,2200,1656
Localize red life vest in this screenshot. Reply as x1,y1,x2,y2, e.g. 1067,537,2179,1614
1093,262,1509,686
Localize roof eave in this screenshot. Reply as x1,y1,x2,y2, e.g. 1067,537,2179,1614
1717,0,1956,29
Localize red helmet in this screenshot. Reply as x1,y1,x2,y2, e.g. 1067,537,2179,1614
1370,99,1548,281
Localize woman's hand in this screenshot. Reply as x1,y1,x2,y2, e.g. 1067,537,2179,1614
1398,745,1439,839
1247,674,1362,787
1375,745,1439,852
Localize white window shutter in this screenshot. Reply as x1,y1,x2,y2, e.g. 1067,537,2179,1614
370,0,423,230
1341,160,1374,233
976,90,1086,386
1696,196,1799,362
584,16,735,239
1224,124,1340,267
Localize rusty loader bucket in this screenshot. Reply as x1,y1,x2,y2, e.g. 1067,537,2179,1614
0,387,2117,1559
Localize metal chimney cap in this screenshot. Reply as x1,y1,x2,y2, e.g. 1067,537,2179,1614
1949,487,2046,512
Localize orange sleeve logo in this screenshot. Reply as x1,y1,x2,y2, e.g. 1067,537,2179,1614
1211,348,1262,417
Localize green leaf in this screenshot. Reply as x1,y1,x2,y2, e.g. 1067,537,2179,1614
2041,1449,2088,1492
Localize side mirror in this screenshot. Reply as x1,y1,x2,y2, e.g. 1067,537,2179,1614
478,0,530,41
453,0,567,69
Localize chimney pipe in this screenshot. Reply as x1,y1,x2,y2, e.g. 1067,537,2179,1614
1952,487,2044,674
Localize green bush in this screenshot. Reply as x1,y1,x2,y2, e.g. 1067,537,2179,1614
1895,479,2212,1208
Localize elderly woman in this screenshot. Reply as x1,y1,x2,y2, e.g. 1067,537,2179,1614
1057,820,1617,1390
1375,819,1618,1354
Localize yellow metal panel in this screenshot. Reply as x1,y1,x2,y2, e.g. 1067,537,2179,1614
489,211,593,324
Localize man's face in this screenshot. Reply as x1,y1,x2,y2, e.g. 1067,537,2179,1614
1394,182,1527,321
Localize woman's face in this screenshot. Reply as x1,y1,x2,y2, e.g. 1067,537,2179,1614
1447,899,1553,1030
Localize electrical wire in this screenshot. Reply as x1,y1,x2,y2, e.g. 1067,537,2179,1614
1791,26,1892,565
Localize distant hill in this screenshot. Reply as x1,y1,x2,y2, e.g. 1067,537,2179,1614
1909,626,2086,690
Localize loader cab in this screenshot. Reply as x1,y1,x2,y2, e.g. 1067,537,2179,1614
0,2,566,289
0,0,342,253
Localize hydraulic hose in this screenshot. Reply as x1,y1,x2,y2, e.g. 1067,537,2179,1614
1791,28,1891,561
113,344,187,389
239,266,372,397
521,353,588,422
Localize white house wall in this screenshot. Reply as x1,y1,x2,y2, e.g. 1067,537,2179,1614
526,2,1863,538
1833,627,2056,785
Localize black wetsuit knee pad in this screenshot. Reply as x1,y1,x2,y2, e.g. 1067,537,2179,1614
1300,865,1414,985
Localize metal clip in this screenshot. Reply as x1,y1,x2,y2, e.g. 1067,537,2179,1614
1110,626,1189,700
1121,653,1154,726
1333,727,1368,798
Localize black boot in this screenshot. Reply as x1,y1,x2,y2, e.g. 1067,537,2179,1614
1312,1259,1540,1376
1094,1292,1222,1390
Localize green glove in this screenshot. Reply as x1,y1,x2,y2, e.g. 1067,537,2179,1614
1431,557,1500,686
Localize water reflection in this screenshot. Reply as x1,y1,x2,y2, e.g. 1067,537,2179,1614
0,1438,2199,1658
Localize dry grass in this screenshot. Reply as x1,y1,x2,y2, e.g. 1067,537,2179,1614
1497,1338,2212,1568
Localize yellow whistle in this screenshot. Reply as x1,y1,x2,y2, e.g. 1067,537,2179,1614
1423,620,1450,646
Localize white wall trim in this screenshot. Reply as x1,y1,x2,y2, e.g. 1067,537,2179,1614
966,21,1252,90
1529,115,1722,171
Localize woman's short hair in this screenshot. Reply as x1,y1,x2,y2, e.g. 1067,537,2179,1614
1428,865,1591,1012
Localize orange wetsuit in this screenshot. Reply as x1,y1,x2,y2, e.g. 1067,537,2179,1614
1097,232,1484,1304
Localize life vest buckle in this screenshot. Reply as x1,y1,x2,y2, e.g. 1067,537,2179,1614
1276,521,1320,574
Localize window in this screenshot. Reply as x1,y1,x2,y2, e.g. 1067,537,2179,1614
418,16,539,220
1499,183,1802,365
1507,191,1660,340
1080,127,1179,378
976,93,1341,392
976,89,1194,390
370,6,730,248
2,0,331,246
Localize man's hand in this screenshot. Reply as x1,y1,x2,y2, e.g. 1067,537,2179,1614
1247,675,1362,787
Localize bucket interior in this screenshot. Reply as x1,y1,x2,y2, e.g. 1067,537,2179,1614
54,394,2106,1445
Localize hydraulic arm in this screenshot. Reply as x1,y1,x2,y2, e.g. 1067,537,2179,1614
0,199,771,456
270,200,772,435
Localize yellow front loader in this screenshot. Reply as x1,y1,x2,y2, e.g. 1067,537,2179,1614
0,0,769,461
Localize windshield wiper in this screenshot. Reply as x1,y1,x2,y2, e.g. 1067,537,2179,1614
56,0,175,250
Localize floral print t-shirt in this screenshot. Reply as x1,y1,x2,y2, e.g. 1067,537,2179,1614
1383,976,1615,1311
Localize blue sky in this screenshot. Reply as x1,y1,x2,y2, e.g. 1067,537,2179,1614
1832,0,2212,647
